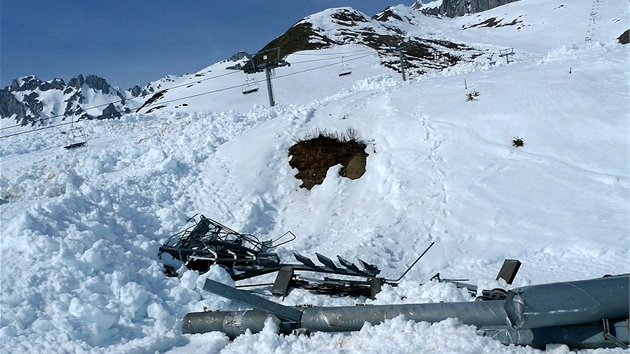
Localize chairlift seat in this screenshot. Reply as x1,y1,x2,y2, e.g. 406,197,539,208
64,126,87,149
338,64,352,77
242,78,259,95
64,141,87,149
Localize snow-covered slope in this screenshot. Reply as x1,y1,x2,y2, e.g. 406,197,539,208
1,0,628,353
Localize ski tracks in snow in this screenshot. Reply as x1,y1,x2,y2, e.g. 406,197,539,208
357,90,451,276
414,106,449,246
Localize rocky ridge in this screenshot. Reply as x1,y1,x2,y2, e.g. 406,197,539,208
412,0,521,18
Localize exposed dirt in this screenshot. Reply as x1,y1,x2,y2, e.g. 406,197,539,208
288,135,368,190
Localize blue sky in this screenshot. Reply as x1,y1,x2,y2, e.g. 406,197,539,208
1,1,412,90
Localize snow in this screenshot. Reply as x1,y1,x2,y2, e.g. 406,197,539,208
1,0,628,353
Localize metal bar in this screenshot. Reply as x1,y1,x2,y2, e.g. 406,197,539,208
487,320,630,349
272,267,294,297
399,48,406,81
495,259,521,284
602,318,629,349
316,253,337,270
390,242,435,282
202,278,302,322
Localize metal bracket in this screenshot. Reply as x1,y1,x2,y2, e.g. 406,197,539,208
272,266,294,297
603,318,629,349
496,259,521,285
203,278,303,322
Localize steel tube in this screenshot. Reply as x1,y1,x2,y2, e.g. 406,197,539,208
506,274,629,329
183,310,285,338
184,274,629,348
301,301,509,332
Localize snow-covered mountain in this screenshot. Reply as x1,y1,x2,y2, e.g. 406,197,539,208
0,2,543,127
0,75,136,127
1,0,628,353
133,7,491,117
412,0,521,17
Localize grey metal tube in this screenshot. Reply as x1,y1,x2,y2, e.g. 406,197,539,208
265,66,275,107
302,274,629,332
184,274,629,347
505,274,629,329
183,310,285,338
301,301,509,332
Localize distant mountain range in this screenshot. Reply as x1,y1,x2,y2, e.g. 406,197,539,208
0,0,520,127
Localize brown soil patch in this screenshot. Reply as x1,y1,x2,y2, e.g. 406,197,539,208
288,135,368,190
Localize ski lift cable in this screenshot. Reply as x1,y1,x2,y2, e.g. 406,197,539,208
275,53,371,79
0,70,242,133
288,51,373,65
1,120,78,139
1,53,373,141
292,49,373,56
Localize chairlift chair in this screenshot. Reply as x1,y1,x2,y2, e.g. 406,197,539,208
64,124,87,149
338,59,352,77
339,62,352,76
242,77,259,95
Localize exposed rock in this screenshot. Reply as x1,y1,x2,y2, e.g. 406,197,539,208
67,74,85,89
40,78,65,91
84,74,111,94
0,89,27,122
229,51,250,61
9,76,42,92
412,0,520,18
261,7,483,78
618,29,629,44
130,84,155,98
99,103,121,119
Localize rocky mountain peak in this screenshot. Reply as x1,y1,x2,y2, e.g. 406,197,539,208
412,0,521,18
84,74,112,94
1,74,134,126
9,76,43,92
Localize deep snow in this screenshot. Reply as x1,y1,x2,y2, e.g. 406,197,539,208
1,0,628,353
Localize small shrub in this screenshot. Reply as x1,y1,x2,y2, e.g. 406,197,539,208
512,136,525,147
466,90,480,101
295,128,363,145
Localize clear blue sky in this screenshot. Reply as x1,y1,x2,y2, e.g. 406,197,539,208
1,1,412,90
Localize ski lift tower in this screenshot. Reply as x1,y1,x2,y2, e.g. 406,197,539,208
242,47,290,107
390,42,409,82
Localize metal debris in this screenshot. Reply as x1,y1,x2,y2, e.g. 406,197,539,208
183,274,630,349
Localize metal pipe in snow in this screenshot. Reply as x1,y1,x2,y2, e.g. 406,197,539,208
182,274,629,348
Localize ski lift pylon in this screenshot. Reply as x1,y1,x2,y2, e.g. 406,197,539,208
242,76,259,95
338,57,352,77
